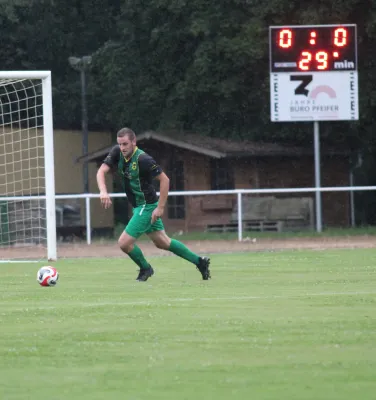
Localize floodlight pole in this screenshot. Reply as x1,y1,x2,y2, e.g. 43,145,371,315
68,56,92,194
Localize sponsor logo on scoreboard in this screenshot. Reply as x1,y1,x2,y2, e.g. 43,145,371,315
289,75,339,118
270,71,358,121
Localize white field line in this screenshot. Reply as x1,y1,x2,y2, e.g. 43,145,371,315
79,290,376,306
2,291,376,311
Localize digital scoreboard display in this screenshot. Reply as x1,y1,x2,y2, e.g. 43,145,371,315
269,25,357,72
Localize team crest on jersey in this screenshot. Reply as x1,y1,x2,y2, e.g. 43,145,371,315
131,162,137,170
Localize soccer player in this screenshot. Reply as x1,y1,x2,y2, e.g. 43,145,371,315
96,127,211,282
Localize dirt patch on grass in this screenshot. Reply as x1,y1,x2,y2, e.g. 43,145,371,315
2,236,375,260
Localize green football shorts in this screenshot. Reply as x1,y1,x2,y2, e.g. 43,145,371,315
125,202,165,238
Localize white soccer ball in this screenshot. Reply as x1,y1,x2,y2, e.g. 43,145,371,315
37,266,59,287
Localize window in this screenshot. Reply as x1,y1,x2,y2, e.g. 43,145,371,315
210,159,234,190
168,160,186,219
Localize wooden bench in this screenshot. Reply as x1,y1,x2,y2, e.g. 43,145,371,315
206,223,238,233
245,220,283,232
206,220,283,233
229,196,314,232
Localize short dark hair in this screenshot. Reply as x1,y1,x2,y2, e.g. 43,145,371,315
117,127,136,141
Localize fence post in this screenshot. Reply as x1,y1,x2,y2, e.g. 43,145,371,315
237,191,243,242
86,196,91,245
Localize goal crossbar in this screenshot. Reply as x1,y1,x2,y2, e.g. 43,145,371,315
0,71,52,80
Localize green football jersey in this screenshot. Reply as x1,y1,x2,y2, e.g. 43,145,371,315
103,146,163,207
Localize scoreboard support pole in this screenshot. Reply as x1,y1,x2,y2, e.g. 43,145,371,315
314,121,323,232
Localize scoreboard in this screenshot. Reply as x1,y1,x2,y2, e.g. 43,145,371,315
269,24,358,121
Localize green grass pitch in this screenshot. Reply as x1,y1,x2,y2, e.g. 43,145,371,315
1,249,376,400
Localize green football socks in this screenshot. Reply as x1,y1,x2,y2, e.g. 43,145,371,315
128,245,150,269
168,239,200,265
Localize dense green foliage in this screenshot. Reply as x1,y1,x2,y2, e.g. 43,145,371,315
1,0,374,144
1,0,376,221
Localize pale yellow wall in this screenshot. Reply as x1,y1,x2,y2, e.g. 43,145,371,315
0,127,44,195
0,128,114,228
53,129,112,193
53,129,113,228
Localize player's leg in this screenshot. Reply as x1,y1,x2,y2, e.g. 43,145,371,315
147,229,197,263
147,228,211,280
119,207,154,281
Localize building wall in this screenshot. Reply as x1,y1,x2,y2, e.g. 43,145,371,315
53,129,113,228
234,159,258,189
256,156,350,227
0,128,113,229
154,152,350,232
321,157,350,227
0,125,353,232
90,140,351,232
139,144,224,232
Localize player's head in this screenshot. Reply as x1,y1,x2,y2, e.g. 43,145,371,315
117,127,136,158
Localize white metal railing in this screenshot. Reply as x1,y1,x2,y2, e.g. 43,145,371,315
1,186,375,244
56,186,376,243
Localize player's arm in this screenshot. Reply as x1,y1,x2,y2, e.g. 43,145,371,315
151,172,170,223
155,171,170,210
96,163,112,209
139,154,169,222
96,146,120,209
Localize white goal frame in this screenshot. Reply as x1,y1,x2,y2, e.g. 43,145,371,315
0,71,57,261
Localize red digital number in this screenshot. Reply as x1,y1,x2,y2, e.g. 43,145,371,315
298,51,312,70
334,28,347,47
298,51,329,71
316,51,328,70
278,29,292,48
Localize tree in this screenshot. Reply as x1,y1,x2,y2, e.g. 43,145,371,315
89,0,376,149
0,0,122,128
2,0,376,149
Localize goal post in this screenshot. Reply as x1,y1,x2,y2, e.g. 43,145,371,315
0,71,57,262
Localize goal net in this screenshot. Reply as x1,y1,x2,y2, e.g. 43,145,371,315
0,71,56,262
